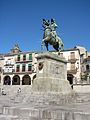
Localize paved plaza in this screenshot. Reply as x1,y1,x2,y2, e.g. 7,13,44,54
0,87,90,120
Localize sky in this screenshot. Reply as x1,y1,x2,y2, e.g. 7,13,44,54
0,0,90,53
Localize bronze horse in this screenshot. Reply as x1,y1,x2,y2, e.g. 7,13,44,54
41,19,64,51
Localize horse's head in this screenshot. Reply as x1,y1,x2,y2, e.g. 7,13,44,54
42,19,50,29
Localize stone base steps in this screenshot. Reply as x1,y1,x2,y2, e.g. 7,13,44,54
76,93,90,103
0,115,18,120
0,93,90,119
0,87,90,119
8,91,76,106
0,106,90,120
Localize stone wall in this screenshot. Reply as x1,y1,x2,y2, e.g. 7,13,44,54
73,84,90,93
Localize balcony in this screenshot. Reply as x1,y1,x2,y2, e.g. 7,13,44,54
3,69,15,74
15,59,32,63
67,69,77,74
4,64,14,66
68,58,77,63
14,70,32,74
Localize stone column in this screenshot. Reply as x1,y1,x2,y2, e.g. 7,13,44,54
10,77,13,85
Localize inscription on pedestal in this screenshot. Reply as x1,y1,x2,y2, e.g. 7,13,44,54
50,63,65,79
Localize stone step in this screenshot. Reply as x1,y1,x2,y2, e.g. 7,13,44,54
5,91,76,106
1,106,90,120
0,114,18,120
1,89,90,119
76,93,90,103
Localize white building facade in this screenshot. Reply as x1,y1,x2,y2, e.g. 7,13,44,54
0,54,4,85
60,48,81,83
2,52,37,85
0,44,89,86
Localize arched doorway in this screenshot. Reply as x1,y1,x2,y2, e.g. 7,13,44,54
22,75,31,85
3,76,11,85
67,74,73,89
12,75,20,85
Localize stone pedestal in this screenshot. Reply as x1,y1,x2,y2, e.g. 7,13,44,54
32,52,72,94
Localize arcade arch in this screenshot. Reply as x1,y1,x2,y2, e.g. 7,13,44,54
12,75,20,85
3,75,11,85
22,74,31,85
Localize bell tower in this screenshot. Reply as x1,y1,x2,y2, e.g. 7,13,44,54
10,44,21,54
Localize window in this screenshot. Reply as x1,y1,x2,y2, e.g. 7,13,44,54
22,64,26,72
6,61,8,65
16,65,20,72
23,54,26,61
81,65,85,72
71,63,75,70
28,64,32,71
86,65,89,71
17,55,20,61
70,52,75,59
29,54,32,60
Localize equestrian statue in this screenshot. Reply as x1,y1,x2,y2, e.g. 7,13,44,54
41,18,64,51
